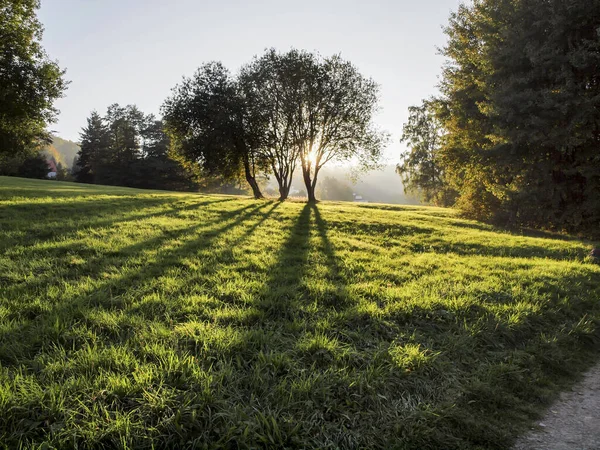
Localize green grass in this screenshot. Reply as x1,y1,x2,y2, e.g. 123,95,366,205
1,176,599,449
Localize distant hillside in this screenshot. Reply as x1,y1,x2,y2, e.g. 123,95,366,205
43,136,80,168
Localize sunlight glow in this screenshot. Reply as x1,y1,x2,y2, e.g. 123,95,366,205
306,149,318,165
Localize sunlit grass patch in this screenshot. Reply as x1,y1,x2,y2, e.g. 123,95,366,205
0,176,599,449
389,342,439,373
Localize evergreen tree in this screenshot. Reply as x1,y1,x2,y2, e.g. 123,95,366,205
75,107,198,190
486,0,600,230
75,112,110,184
136,119,200,191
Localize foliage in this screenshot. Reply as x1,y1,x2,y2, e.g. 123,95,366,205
242,49,387,202
397,100,456,206
0,0,67,157
164,50,387,202
1,177,599,449
75,106,199,191
0,151,49,178
295,52,387,203
75,111,110,184
162,62,266,199
239,50,302,200
436,0,600,234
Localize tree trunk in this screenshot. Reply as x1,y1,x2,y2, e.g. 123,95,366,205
243,157,263,199
302,165,318,203
278,183,290,201
276,168,295,201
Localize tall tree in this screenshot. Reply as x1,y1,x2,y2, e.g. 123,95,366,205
75,111,110,184
486,0,600,230
102,104,145,185
397,100,455,206
297,54,387,203
0,0,67,156
246,49,387,202
162,62,266,199
239,49,303,200
437,0,600,233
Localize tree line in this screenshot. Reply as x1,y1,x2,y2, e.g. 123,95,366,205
160,49,387,201
73,105,198,191
74,50,387,199
2,0,598,234
398,0,599,235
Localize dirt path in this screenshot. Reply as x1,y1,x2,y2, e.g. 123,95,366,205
513,363,600,450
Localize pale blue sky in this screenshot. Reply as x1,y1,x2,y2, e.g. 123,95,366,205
39,0,462,162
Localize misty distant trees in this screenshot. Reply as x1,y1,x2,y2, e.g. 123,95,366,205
0,0,67,175
318,176,354,202
400,0,600,235
163,49,387,201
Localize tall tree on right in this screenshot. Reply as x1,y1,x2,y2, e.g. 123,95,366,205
437,0,600,233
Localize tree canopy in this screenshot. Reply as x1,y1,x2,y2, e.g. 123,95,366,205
401,0,600,235
163,49,387,201
0,0,67,156
75,105,199,191
397,99,455,206
162,62,267,199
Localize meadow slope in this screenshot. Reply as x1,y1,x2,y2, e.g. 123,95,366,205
1,176,599,449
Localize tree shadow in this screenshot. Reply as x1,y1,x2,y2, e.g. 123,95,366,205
310,204,353,310
1,201,266,297
410,238,588,261
255,203,313,323
0,196,238,251
0,201,276,363
125,201,282,322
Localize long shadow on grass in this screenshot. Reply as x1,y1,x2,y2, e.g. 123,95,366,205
254,204,390,339
1,201,265,299
126,201,282,324
311,205,351,310
0,201,276,363
255,203,313,323
0,196,237,252
310,205,401,342
1,198,244,259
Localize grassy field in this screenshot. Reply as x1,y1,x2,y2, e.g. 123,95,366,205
1,176,599,449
